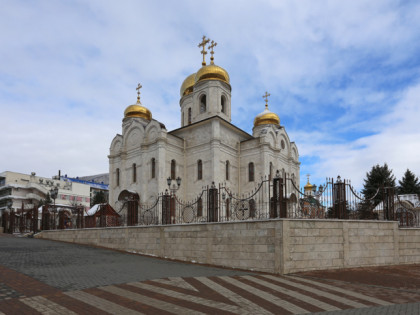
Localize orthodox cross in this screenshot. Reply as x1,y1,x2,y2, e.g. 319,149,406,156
262,91,270,108
306,174,310,184
198,35,210,66
136,83,142,103
208,40,217,65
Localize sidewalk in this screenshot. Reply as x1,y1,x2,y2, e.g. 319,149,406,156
0,234,419,314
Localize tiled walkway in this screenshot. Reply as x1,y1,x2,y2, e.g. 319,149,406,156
0,234,419,314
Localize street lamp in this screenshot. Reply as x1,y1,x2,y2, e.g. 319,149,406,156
167,177,181,194
6,200,13,211
50,187,58,229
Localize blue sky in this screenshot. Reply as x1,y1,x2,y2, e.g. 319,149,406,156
1,0,420,190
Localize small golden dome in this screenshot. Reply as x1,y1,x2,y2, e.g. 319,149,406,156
180,73,196,97
195,64,230,85
304,182,314,190
253,105,280,127
124,104,152,120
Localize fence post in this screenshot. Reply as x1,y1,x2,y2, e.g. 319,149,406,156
208,183,218,222
383,187,395,221
162,192,171,225
333,178,346,219
9,210,15,234
32,207,38,233
127,199,138,226
272,177,287,218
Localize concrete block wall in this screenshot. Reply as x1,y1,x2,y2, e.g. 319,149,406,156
399,228,420,264
36,219,420,275
283,220,399,274
36,220,283,274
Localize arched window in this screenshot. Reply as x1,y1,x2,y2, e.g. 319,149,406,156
221,95,226,113
188,108,192,125
200,95,206,113
249,162,254,182
132,163,136,183
116,168,120,186
151,158,156,179
226,160,230,180
197,160,202,180
171,160,176,179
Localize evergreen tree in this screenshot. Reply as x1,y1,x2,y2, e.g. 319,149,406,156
91,191,107,207
358,163,396,219
398,169,420,195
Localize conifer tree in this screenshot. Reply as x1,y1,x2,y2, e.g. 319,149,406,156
398,169,420,195
91,191,107,207
358,163,396,219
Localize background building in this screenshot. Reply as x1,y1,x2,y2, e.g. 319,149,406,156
0,171,91,216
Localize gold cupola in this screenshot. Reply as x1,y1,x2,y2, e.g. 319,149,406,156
195,37,230,86
124,83,152,120
195,64,230,85
304,175,315,195
253,91,280,127
180,73,196,97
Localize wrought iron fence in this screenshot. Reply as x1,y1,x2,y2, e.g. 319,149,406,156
2,174,419,234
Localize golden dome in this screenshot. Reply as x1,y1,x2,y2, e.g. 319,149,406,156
180,73,196,97
253,105,280,127
304,182,314,190
195,64,230,85
124,104,152,120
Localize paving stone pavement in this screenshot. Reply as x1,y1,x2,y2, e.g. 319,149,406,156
0,234,419,314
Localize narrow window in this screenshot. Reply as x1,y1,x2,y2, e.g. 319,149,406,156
116,168,120,186
197,160,202,180
200,95,206,113
151,158,156,179
249,162,254,182
269,162,273,180
132,163,136,183
226,160,230,180
221,96,226,113
188,108,192,125
171,160,176,179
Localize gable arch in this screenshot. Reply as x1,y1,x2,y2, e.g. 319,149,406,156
124,126,145,150
110,135,123,154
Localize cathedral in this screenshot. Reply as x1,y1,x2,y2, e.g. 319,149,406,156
108,37,300,207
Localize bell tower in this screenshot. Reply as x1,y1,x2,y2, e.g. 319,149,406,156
180,36,232,127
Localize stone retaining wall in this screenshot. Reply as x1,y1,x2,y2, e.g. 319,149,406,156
36,219,420,274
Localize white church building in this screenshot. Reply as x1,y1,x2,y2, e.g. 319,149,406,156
108,37,300,207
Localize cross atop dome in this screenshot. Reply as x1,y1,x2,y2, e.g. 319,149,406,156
136,83,142,104
198,35,210,66
262,91,271,109
208,40,217,65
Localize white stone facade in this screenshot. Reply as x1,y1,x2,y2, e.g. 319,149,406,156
109,59,300,206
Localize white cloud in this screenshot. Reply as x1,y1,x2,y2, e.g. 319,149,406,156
1,0,420,190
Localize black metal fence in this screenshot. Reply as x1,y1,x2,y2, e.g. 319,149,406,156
1,175,419,234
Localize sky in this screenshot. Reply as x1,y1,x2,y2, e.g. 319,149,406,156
1,0,420,191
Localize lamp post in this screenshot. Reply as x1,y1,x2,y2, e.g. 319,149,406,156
166,177,181,224
6,199,12,212
50,186,58,229
167,177,181,194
